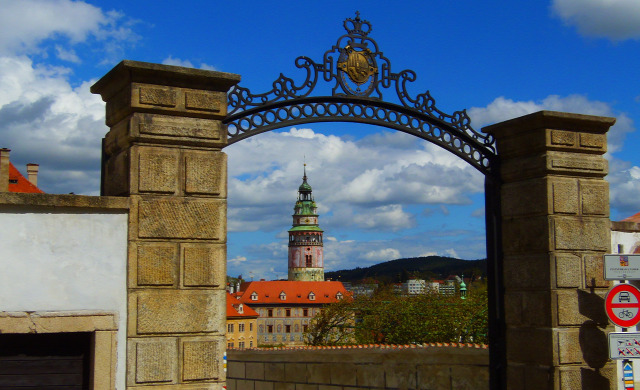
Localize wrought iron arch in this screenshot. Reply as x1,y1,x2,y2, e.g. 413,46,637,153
223,12,498,176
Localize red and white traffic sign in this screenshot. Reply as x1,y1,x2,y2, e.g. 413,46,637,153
606,284,640,328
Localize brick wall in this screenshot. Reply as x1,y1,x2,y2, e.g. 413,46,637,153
227,344,489,390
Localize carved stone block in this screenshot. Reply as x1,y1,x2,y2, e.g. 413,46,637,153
139,86,177,107
552,179,578,214
557,330,581,364
555,289,608,326
550,130,576,147
129,338,177,384
579,133,606,150
137,243,178,286
137,114,222,141
138,148,179,194
183,244,225,287
555,254,581,288
134,290,225,334
185,91,221,112
584,254,609,288
580,180,609,216
138,198,226,240
185,151,227,196
552,217,609,251
182,338,222,381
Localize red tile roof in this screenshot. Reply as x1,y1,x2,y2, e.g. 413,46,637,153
8,163,43,193
623,212,640,223
227,293,259,318
237,281,349,305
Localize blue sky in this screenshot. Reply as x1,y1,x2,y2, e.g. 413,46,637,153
1,0,640,280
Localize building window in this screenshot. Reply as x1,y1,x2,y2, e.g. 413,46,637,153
250,323,254,331
303,308,309,317
239,341,245,349
264,336,268,342
228,342,234,348
250,341,253,348
308,292,315,301
285,309,291,317
336,292,343,300
227,324,234,333
267,325,273,333
285,325,291,333
294,324,299,332
250,292,258,301
277,325,282,333
280,292,286,300
239,323,245,332
268,309,273,317
272,335,277,342
306,255,312,267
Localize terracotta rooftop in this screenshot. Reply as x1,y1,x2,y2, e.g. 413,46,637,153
237,281,349,305
227,293,259,318
8,162,43,193
623,212,640,224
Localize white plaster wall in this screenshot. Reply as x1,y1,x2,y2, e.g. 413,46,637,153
0,211,128,390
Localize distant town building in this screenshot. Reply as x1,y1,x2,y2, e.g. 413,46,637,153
226,293,259,349
0,148,43,193
342,282,377,298
402,279,426,295
288,165,324,281
234,281,348,346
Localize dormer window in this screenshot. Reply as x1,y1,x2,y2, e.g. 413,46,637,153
280,291,287,300
336,292,343,300
250,292,258,301
308,292,315,301
237,304,244,313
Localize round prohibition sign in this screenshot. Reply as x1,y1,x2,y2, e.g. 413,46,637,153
605,283,640,327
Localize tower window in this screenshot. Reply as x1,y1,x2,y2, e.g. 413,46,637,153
306,255,312,267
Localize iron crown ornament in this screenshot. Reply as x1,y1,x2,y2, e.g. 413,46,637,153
224,13,497,175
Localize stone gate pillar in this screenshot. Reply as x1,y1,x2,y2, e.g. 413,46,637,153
91,61,240,389
484,111,616,389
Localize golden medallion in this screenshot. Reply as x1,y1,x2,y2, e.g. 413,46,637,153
338,46,377,86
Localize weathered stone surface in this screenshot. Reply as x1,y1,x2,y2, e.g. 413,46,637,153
264,363,285,382
417,364,450,390
137,114,223,141
552,216,609,251
102,149,130,196
547,151,608,177
357,363,386,387
182,338,222,381
559,366,616,390
137,243,178,286
555,254,581,288
330,363,356,386
557,330,582,364
450,365,490,389
580,180,609,216
503,255,551,290
384,363,416,389
506,328,554,365
138,198,226,240
552,179,578,214
550,130,576,147
132,289,225,334
183,244,226,287
501,179,547,217
555,289,608,326
185,91,222,112
185,151,227,196
502,216,550,255
584,254,609,288
138,85,177,107
129,338,177,384
138,148,179,194
522,292,552,327
504,292,523,325
579,133,606,150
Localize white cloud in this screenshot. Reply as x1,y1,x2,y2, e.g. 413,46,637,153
352,205,415,231
0,56,106,194
468,94,633,153
552,0,640,40
444,248,459,258
55,46,80,63
162,56,217,71
0,0,136,59
362,248,402,263
228,256,247,265
608,158,640,218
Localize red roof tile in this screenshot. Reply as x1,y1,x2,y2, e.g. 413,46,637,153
237,281,349,305
227,293,259,318
8,163,43,193
623,212,640,223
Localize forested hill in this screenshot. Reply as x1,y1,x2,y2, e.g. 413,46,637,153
325,256,486,284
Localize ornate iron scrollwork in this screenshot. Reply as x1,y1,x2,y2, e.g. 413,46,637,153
225,13,497,175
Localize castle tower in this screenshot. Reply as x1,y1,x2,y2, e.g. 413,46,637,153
288,165,324,281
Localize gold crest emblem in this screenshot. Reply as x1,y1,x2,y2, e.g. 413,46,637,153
338,45,377,86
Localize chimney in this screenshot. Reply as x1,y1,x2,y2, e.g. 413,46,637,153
26,163,39,187
0,148,10,192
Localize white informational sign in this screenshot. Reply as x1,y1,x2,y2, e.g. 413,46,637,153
604,255,640,280
609,332,640,359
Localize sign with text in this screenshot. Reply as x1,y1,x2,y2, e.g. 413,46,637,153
610,332,640,359
605,284,640,328
604,254,640,280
